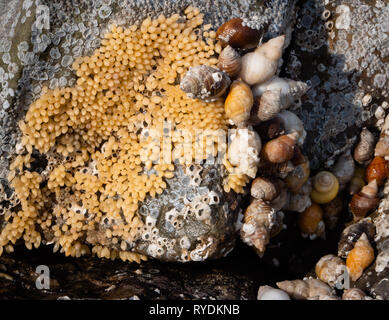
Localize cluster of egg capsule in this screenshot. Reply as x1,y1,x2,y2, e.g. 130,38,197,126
0,7,233,262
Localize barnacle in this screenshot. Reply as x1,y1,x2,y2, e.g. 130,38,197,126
0,9,229,262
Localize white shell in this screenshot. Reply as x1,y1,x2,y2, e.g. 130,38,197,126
275,110,307,146
239,36,285,86
252,76,309,109
257,286,290,300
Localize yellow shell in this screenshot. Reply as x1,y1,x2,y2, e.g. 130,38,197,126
346,233,374,281
285,160,310,193
224,80,253,125
310,171,339,204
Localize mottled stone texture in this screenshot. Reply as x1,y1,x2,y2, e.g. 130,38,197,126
285,0,388,171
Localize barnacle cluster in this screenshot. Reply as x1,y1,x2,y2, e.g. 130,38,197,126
0,7,229,262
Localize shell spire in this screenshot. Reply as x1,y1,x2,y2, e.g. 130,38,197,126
239,35,285,86
251,76,309,111
217,45,242,78
180,65,231,102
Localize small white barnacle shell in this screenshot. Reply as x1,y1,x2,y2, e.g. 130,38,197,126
239,35,285,86
180,65,231,102
194,202,211,221
208,191,220,205
147,243,164,257
179,236,191,249
257,285,290,300
145,216,157,228
228,128,262,178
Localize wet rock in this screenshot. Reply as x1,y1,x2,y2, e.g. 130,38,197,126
284,0,388,170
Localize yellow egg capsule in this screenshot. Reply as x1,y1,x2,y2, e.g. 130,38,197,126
310,171,339,204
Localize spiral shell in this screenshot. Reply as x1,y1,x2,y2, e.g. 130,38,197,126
310,171,339,204
348,166,365,195
375,132,389,158
251,89,282,122
276,278,332,300
240,199,283,257
262,133,297,164
346,233,375,281
216,18,265,50
250,177,280,202
322,196,343,231
354,128,375,165
217,45,242,78
342,288,368,300
332,150,355,188
257,286,290,300
350,179,379,221
298,203,325,239
365,156,388,187
375,115,389,158
180,65,230,102
285,157,310,193
228,128,261,178
252,76,309,109
284,190,312,213
315,254,346,287
224,80,253,125
254,117,285,140
338,218,376,259
275,111,307,146
239,35,285,86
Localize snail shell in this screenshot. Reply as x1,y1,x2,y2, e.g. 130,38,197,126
253,117,285,140
365,156,388,187
239,35,285,86
276,278,332,300
283,191,312,213
332,150,355,188
349,179,379,221
262,132,297,164
216,18,265,50
180,65,230,102
342,288,368,300
338,218,376,259
257,286,290,300
315,254,346,287
217,45,242,78
270,185,289,211
241,199,283,257
346,233,375,281
375,115,389,158
298,203,325,239
250,177,280,202
285,156,310,193
228,128,261,178
348,166,365,195
375,132,389,158
322,196,343,231
251,89,282,122
252,76,309,109
275,110,307,146
354,128,375,165
224,80,253,125
310,171,340,204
